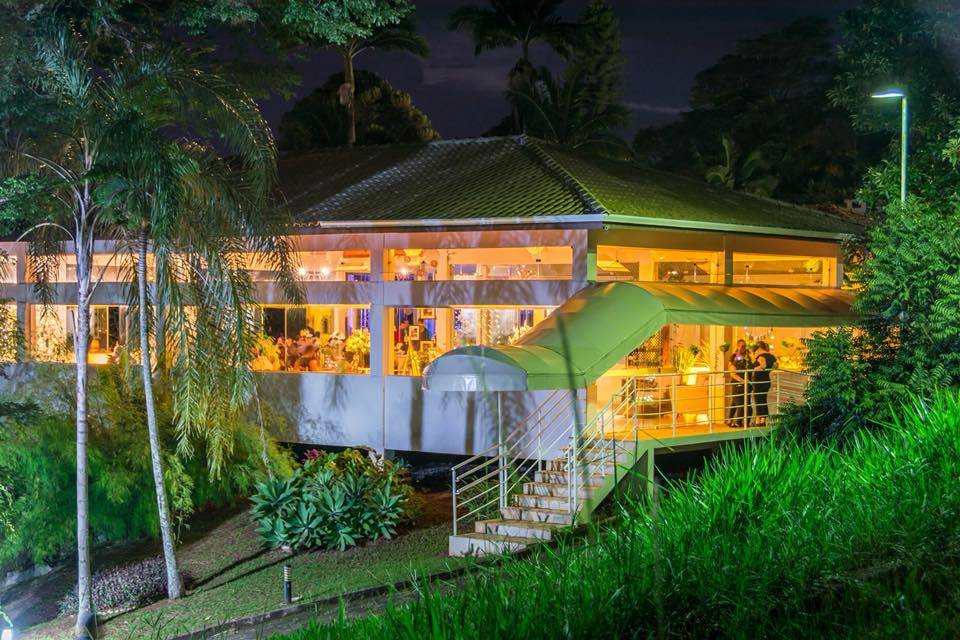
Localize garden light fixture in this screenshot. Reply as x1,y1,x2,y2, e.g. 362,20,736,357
1,627,13,640
871,88,908,204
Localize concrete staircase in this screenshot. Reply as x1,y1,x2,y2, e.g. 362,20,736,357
448,440,644,556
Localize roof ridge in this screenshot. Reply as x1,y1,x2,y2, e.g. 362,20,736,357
280,135,527,160
522,139,606,215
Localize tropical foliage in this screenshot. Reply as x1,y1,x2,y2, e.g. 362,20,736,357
785,1,960,440
251,449,413,551
450,0,574,133
0,364,291,574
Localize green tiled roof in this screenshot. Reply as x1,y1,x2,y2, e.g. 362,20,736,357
281,136,860,238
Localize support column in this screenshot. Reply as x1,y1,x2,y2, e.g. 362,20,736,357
572,230,595,283
722,238,734,286
369,236,389,457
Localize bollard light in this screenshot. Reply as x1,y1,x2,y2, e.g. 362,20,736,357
282,563,292,605
2,627,13,640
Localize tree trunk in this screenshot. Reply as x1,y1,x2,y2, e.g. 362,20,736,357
342,51,356,147
137,229,182,599
74,241,94,638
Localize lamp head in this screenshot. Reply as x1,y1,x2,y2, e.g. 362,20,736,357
871,89,905,99
2,628,13,640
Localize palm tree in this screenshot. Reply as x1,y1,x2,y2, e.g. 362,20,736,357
335,14,430,146
705,134,780,197
449,0,574,132
3,28,294,631
97,49,299,600
508,67,630,154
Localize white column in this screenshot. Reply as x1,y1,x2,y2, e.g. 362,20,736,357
368,236,389,456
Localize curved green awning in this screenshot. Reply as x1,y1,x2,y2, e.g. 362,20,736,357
423,282,856,392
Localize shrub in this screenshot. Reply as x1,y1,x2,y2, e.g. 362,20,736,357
251,449,413,551
57,556,191,616
0,365,292,573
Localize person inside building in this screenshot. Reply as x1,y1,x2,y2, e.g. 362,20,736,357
751,341,778,426
726,339,753,428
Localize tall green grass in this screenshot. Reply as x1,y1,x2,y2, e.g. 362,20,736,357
276,392,960,639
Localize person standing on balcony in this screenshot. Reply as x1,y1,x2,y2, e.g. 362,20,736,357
751,342,778,426
726,340,753,428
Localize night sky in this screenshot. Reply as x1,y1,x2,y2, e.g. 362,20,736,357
258,0,863,140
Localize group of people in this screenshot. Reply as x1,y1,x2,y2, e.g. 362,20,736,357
275,330,343,372
726,339,778,428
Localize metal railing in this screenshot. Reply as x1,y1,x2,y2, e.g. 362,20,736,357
451,369,810,536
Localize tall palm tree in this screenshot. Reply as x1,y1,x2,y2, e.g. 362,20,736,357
508,66,630,154
335,14,429,146
449,0,573,132
97,49,299,600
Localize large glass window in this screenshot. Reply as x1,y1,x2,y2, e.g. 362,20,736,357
732,253,834,286
245,250,370,282
389,306,552,375
386,246,572,281
252,305,370,374
29,254,131,283
597,246,721,283
29,304,128,364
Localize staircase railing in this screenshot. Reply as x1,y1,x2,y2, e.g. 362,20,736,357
451,388,581,536
451,369,811,535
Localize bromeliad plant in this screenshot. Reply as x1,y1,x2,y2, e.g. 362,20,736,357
250,449,413,551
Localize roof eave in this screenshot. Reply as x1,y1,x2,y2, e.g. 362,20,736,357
293,213,606,230
603,213,858,241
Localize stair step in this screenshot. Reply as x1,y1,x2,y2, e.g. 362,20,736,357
448,532,535,557
515,493,576,510
501,505,574,525
474,519,557,540
522,481,595,499
545,459,616,474
534,470,604,485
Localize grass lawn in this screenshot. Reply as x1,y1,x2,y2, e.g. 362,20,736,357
22,491,474,640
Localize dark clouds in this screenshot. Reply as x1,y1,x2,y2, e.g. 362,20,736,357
259,0,862,140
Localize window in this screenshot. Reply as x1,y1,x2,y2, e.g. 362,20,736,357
245,250,370,282
597,246,721,283
29,304,128,364
389,306,553,375
732,253,835,286
386,246,572,281
252,305,370,374
29,254,131,283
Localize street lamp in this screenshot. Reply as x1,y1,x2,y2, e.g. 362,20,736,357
871,89,908,204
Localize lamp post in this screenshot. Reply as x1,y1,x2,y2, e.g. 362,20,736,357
871,89,908,204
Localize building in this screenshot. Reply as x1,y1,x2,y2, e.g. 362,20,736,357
0,136,858,465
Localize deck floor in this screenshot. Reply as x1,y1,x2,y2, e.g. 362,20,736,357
590,415,769,450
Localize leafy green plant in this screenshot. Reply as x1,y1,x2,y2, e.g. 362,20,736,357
250,449,413,552
0,366,291,574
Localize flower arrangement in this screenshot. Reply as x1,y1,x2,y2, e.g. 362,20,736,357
344,329,370,356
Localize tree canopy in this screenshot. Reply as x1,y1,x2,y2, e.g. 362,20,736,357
635,16,882,204
279,70,439,151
